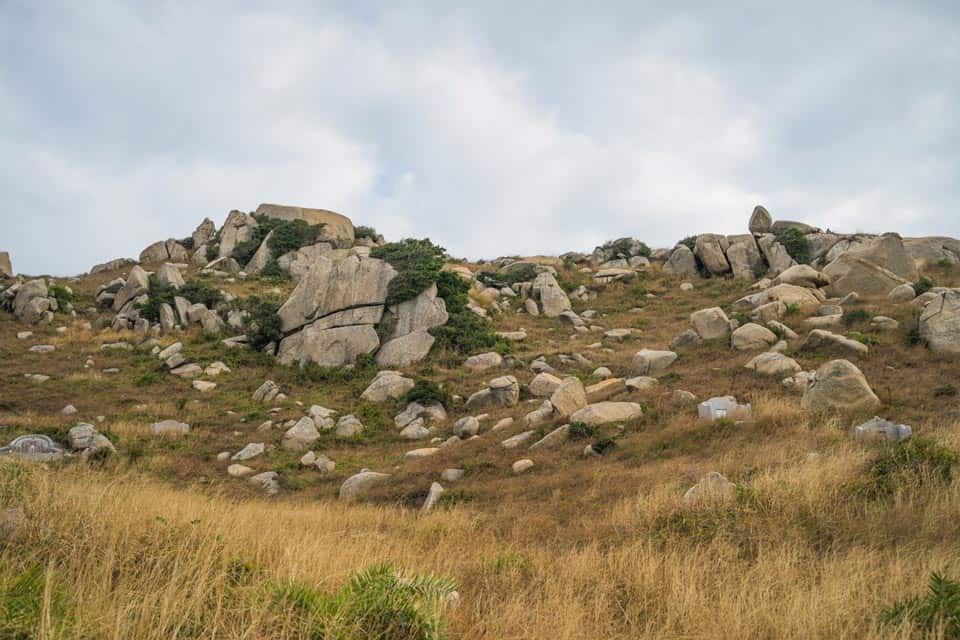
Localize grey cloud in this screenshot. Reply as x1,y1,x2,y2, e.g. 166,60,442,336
0,1,957,275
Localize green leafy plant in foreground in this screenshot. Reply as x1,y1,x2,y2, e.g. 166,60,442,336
879,572,960,638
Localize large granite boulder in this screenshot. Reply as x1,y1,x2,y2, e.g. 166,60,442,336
662,244,698,277
756,234,796,274
903,237,960,270
693,234,731,275
192,218,217,247
775,264,830,289
376,284,448,367
0,252,11,278
725,235,764,280
255,203,355,247
919,290,960,354
570,402,644,425
113,266,150,311
278,324,380,368
748,205,772,234
531,272,572,317
843,234,918,282
822,255,910,297
800,359,880,413
218,210,258,258
690,307,731,340
139,239,190,265
278,255,395,333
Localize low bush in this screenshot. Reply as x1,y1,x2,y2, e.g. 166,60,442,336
933,384,958,398
878,572,960,637
269,563,457,640
205,243,219,262
405,380,451,408
431,271,512,356
913,275,934,296
568,422,599,440
476,264,539,288
179,237,195,250
371,239,447,306
863,437,959,498
354,225,379,241
138,277,224,322
233,215,325,267
243,297,283,351
842,308,871,327
48,284,73,312
848,331,879,347
774,228,812,264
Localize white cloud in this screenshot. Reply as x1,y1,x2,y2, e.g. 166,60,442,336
0,2,957,275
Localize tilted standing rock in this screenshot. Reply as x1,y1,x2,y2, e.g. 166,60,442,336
919,290,960,354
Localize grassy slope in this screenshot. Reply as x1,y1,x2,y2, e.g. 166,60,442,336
0,261,959,638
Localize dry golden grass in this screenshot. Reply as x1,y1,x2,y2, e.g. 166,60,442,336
2,399,959,639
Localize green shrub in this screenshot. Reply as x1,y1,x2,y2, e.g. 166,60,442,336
878,572,960,637
405,380,451,408
371,239,447,306
269,564,456,640
592,437,616,454
784,303,801,317
842,308,871,327
47,284,73,312
134,372,160,387
678,236,696,251
848,331,879,347
243,297,283,351
260,258,289,281
913,275,934,296
430,271,512,356
179,237,195,250
354,225,379,241
608,237,651,258
934,384,958,398
476,264,539,288
774,228,812,264
568,422,599,440
267,218,323,256
296,353,378,385
205,244,219,262
138,277,224,322
864,437,959,498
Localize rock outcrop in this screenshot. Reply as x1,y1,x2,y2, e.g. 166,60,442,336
255,203,355,247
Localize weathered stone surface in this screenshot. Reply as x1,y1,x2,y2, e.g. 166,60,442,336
693,234,730,275
776,264,830,289
662,244,698,277
529,372,563,397
801,359,880,413
887,284,916,303
156,263,185,289
726,236,764,280
757,234,795,274
283,417,320,451
360,371,415,403
550,377,588,418
744,352,802,377
244,230,274,275
151,420,190,435
464,352,503,372
339,471,391,500
854,416,912,442
0,434,64,461
683,472,735,506
192,218,216,247
278,324,380,368
903,236,960,269
0,252,12,278
255,203,355,246
531,272,572,317
375,330,435,367
772,220,819,234
632,349,677,375
822,254,910,297
844,234,918,282
586,378,626,403
335,415,364,438
731,323,778,351
501,430,535,449
218,210,258,258
919,290,960,354
113,266,149,311
422,482,444,512
376,284,448,366
569,402,643,425
529,424,571,450
278,255,395,333
453,416,480,438
748,205,773,234
278,243,336,281
800,329,869,355
690,307,731,340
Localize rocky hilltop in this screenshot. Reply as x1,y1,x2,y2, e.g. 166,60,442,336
1,203,960,638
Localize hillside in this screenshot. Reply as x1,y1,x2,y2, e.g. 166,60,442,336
1,205,960,638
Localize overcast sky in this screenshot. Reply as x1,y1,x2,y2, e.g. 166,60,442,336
2,1,958,276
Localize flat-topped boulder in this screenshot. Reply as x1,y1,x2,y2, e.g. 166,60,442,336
255,203,355,246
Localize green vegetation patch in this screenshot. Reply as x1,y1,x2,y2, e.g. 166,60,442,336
430,271,512,356
137,277,225,322
879,572,960,637
774,228,812,264
371,238,447,306
404,380,451,408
